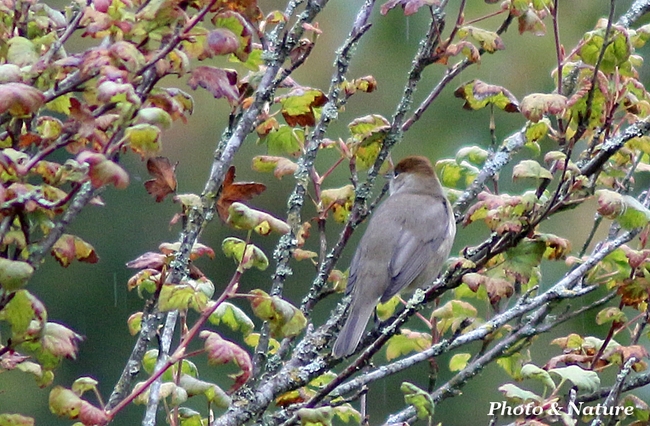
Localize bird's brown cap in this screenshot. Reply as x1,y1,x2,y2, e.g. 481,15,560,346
394,156,435,176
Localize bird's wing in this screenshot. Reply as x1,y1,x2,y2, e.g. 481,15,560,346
382,196,451,302
345,248,361,296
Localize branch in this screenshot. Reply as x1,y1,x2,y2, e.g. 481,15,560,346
617,0,650,27
453,128,527,217
579,119,650,176
253,0,376,376
588,357,637,426
579,369,650,403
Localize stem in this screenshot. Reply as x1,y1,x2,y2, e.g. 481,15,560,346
107,270,242,421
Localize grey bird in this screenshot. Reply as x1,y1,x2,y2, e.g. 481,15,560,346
332,156,456,358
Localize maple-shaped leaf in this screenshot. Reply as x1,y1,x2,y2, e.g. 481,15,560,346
380,0,439,16
51,234,99,267
278,87,327,127
199,330,252,391
76,151,129,189
144,156,177,202
0,82,45,116
454,79,519,112
187,66,239,105
216,166,266,222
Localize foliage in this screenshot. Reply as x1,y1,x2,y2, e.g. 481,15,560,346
2,0,650,425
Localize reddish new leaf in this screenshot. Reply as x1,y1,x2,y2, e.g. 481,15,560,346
380,0,440,16
216,166,266,222
144,156,177,202
206,28,240,56
51,234,99,267
125,252,167,270
76,151,129,189
200,330,252,391
188,66,239,105
41,322,83,360
79,400,109,426
0,82,45,116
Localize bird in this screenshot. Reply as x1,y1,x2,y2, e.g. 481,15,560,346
332,155,456,358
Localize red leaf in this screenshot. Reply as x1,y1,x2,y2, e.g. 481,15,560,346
76,151,129,189
51,234,99,267
200,330,252,391
187,66,239,105
79,400,109,426
144,156,177,202
206,29,240,56
125,252,167,269
216,166,266,221
41,322,83,359
0,82,45,116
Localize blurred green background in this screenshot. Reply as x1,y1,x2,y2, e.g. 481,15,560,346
2,0,649,424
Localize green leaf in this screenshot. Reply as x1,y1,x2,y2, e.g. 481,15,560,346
48,386,82,418
177,408,204,426
497,383,543,403
279,88,327,127
401,382,434,420
348,114,390,142
0,413,34,426
455,145,489,165
137,107,172,130
497,352,527,380
251,155,298,179
296,407,333,426
504,239,546,282
458,26,505,53
244,332,280,353
45,94,72,115
454,79,519,111
158,284,195,312
0,258,34,292
1,290,45,338
595,307,627,325
512,160,553,181
264,125,304,157
7,37,38,67
376,296,400,321
222,237,270,271
596,190,650,229
549,365,600,393
333,404,362,424
525,118,550,144
71,377,98,396
249,289,307,338
208,301,255,336
125,124,162,158
178,374,231,407
579,26,631,74
520,93,567,122
431,300,477,334
385,329,431,361
226,203,290,235
449,353,471,371
521,363,557,390
320,184,354,223
435,159,479,188
127,312,142,336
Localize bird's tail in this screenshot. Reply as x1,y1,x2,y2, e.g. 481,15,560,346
332,301,375,358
